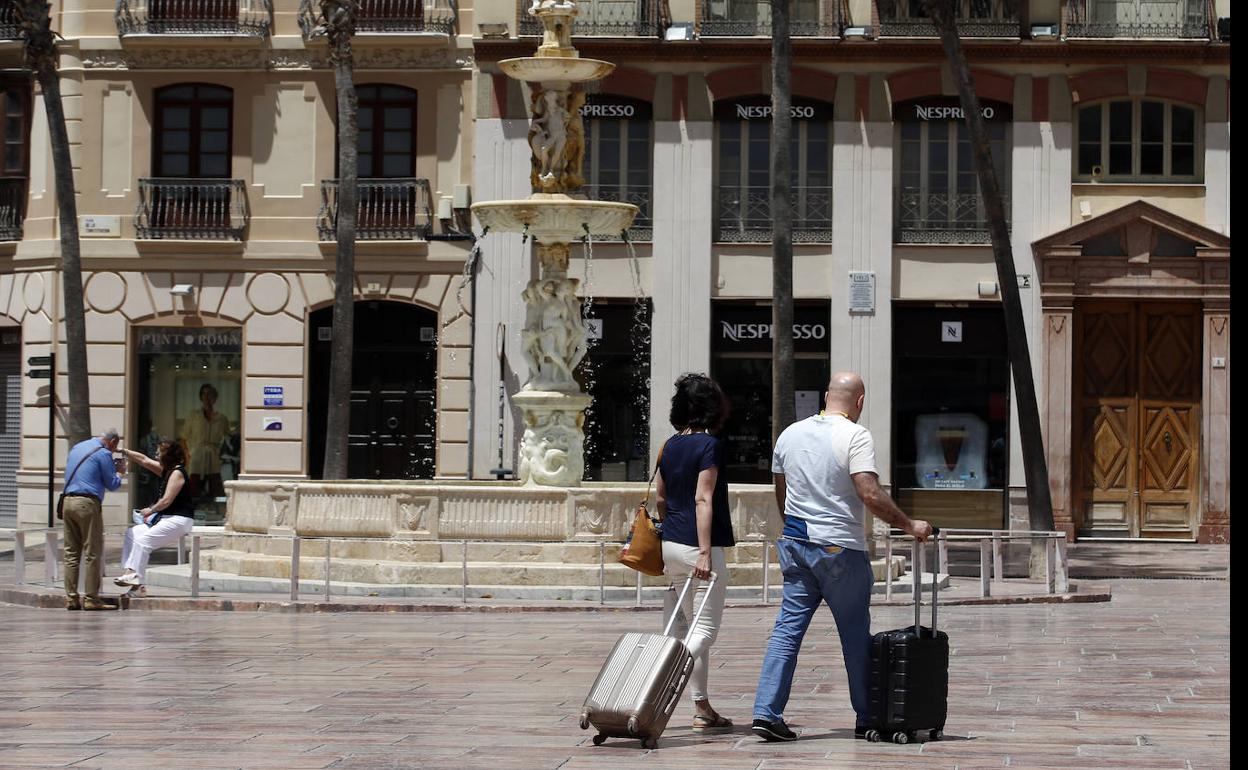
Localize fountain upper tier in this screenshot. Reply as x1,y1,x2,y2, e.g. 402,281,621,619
473,195,636,240
499,56,615,86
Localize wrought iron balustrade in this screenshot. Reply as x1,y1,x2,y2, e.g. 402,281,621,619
1,4,19,39
878,0,1019,37
715,185,832,243
116,0,272,36
582,183,652,240
0,177,25,241
135,178,249,240
317,178,433,241
895,190,1011,244
1064,0,1209,39
701,0,840,36
355,0,457,34
518,0,658,37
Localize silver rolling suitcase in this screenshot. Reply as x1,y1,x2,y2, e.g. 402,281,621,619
579,573,717,749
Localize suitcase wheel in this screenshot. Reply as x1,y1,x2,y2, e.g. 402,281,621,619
865,729,882,742
627,716,640,736
641,737,658,750
892,731,909,744
929,729,943,741
592,733,607,746
579,713,590,730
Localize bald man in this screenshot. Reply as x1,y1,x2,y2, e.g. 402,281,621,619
751,372,932,742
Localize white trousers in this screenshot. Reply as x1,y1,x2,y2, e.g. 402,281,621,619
661,541,729,703
123,517,194,581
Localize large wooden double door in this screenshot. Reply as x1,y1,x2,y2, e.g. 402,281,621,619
1074,301,1202,538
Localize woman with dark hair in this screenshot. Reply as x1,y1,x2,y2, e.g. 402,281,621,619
655,373,737,731
114,441,196,595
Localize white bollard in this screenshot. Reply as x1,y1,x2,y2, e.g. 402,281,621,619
324,543,332,603
635,566,643,607
979,538,991,598
992,531,1003,582
885,536,893,600
598,541,605,605
14,530,25,585
762,540,771,604
1045,536,1056,594
45,530,59,588
461,540,468,604
190,535,201,598
289,537,300,602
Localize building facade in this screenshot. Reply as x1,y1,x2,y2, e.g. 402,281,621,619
470,0,1230,541
1,0,476,528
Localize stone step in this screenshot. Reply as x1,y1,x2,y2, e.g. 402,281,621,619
200,549,907,587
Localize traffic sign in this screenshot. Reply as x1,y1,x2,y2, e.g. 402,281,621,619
26,355,52,366
26,369,52,379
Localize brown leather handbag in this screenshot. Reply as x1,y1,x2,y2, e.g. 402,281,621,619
618,442,667,577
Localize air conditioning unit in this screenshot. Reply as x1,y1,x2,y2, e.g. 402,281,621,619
1217,17,1229,42
1030,23,1058,39
844,25,874,39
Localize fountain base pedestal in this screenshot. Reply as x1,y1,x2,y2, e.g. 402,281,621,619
513,389,593,487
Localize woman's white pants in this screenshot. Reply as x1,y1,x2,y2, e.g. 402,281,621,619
122,517,194,581
661,541,729,703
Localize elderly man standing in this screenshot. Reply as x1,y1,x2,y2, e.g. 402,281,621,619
751,372,933,742
61,429,125,610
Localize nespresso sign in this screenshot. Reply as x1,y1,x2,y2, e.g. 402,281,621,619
900,98,1012,122
712,302,831,354
715,96,834,123
579,94,652,121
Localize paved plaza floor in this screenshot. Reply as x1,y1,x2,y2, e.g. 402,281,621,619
0,578,1228,769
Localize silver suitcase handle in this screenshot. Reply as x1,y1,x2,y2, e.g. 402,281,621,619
661,571,718,646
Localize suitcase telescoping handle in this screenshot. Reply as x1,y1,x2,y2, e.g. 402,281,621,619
661,571,718,646
911,528,942,637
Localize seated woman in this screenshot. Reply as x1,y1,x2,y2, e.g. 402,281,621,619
115,441,196,596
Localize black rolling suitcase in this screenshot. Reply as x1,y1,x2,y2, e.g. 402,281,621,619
864,531,949,744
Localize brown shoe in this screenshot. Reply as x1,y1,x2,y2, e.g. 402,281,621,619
81,598,117,611
66,597,81,611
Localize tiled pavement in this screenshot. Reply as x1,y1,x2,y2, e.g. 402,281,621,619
0,579,1228,769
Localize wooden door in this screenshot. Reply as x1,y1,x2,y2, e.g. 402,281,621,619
1074,301,1201,538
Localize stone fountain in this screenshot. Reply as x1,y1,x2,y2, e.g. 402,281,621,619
471,0,638,488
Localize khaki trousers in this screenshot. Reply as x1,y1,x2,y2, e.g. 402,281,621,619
62,496,104,601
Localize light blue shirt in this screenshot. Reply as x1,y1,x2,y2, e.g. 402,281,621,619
63,438,121,499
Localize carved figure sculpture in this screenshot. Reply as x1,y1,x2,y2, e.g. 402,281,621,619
529,89,569,191
518,409,585,486
556,279,587,372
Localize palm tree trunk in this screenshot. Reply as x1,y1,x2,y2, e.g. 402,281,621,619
34,59,91,445
322,45,359,480
770,0,795,446
922,0,1056,544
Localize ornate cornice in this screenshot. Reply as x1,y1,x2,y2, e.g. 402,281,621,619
475,37,1230,66
80,46,472,71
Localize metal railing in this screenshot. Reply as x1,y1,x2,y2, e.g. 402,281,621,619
715,184,833,243
881,529,1070,599
1,4,19,39
700,0,840,36
1064,0,1209,39
135,178,249,240
115,0,273,37
877,0,1020,37
582,183,652,240
896,190,1011,244
317,177,433,241
355,0,457,34
519,0,659,37
0,177,25,241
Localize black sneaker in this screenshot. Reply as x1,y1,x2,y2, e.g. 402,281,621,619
751,718,798,742
854,725,870,739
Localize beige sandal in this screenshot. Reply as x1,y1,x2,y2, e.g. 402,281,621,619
692,712,734,732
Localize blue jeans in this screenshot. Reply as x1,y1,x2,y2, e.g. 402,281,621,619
752,538,874,727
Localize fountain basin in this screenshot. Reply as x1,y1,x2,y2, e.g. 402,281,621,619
499,56,615,84
472,197,637,241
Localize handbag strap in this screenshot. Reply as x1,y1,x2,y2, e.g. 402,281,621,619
64,444,107,492
639,437,670,508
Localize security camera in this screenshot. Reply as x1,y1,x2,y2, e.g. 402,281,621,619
170,284,195,296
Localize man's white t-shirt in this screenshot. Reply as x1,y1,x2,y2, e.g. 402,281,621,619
772,413,878,551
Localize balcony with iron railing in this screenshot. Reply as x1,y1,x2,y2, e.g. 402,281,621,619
518,0,659,37
135,178,249,240
1,4,19,39
1064,0,1210,39
116,0,273,37
0,178,24,241
715,185,833,243
582,183,652,240
701,0,841,36
357,0,457,35
895,190,1011,245
877,0,1020,37
317,178,433,241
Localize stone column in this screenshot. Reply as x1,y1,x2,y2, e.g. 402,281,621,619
1042,306,1076,540
648,118,713,464
1199,303,1229,543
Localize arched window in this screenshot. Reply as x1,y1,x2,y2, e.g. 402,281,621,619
1075,98,1201,182
355,85,418,178
581,95,652,240
713,96,833,242
153,84,233,178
